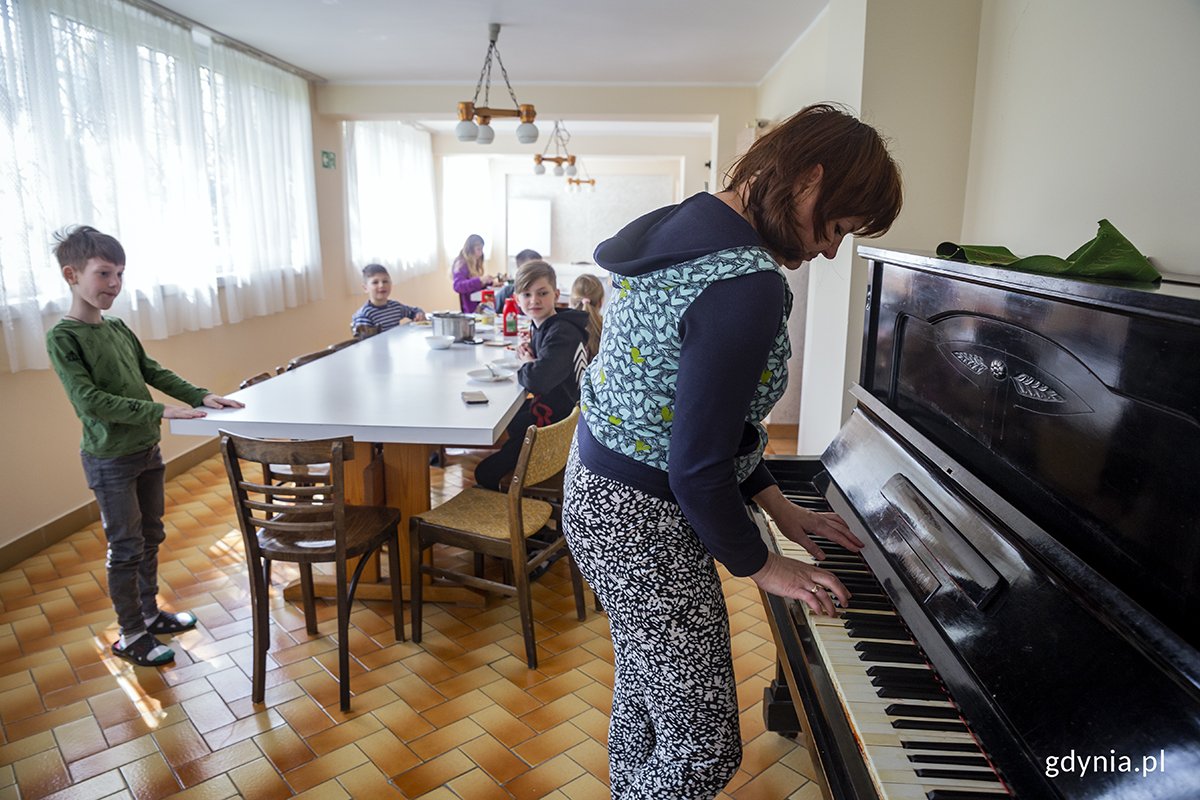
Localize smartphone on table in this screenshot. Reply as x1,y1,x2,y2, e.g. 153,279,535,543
461,391,488,405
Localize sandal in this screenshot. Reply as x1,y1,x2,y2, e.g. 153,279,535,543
146,611,197,635
111,634,174,667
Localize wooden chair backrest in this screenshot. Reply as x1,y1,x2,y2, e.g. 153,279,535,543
220,431,354,560
505,406,579,546
285,348,335,371
239,371,274,390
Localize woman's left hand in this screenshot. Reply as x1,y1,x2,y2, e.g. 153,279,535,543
773,500,862,560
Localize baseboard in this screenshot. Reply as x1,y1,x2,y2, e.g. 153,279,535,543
0,438,221,573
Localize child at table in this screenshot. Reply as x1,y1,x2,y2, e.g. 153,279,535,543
493,248,542,315
474,260,598,492
351,263,426,336
46,225,244,667
568,273,605,360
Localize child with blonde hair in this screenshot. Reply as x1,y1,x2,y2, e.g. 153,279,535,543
568,273,604,361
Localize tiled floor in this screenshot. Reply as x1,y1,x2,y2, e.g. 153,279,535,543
0,443,823,799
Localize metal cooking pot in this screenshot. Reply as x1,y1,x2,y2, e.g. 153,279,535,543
430,312,476,342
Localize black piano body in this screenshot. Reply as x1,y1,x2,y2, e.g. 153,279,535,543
760,247,1200,799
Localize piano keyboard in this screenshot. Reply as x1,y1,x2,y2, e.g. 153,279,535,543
763,500,1013,800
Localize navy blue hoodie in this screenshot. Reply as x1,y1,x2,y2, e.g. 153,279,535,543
579,193,788,576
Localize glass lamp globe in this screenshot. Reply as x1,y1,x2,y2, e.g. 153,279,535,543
455,119,478,142
475,123,495,145
534,162,546,175
565,164,577,177
516,122,539,144
553,164,564,176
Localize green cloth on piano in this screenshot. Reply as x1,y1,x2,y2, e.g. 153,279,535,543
936,219,1160,283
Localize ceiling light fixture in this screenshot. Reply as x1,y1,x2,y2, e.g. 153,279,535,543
456,23,538,145
533,121,578,176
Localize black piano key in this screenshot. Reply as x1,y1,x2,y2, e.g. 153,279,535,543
877,686,951,701
926,791,1007,800
846,625,912,642
892,719,969,732
872,675,941,692
844,598,894,611
903,740,983,753
867,665,935,680
842,611,898,622
884,703,959,720
908,754,991,767
914,768,999,783
855,641,925,664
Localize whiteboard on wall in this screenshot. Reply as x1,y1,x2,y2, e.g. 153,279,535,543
507,199,551,258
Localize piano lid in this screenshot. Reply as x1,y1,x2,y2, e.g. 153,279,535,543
855,247,1200,656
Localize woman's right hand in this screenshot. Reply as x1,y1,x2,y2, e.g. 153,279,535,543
750,552,850,617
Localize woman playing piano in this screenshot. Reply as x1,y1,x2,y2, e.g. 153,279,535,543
562,103,903,798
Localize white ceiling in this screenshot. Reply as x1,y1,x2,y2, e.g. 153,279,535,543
152,0,827,86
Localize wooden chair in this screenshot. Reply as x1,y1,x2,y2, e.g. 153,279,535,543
327,338,359,352
239,371,275,390
410,406,584,669
284,348,336,371
220,432,404,711
353,323,380,339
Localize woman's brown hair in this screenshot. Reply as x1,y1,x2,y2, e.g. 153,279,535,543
725,103,902,263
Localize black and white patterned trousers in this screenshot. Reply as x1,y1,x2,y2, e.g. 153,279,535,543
562,442,742,799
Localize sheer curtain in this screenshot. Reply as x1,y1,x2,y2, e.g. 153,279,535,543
0,0,319,372
206,43,320,323
344,120,437,289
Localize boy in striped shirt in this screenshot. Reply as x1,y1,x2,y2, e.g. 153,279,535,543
351,263,425,335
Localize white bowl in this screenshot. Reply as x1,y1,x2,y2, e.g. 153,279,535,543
425,335,455,350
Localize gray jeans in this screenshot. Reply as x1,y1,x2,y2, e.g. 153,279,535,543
81,445,166,636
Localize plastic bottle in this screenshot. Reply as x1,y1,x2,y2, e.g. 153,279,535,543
502,297,519,337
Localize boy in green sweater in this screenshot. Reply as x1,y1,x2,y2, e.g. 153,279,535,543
46,226,243,667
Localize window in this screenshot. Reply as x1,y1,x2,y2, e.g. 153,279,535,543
343,120,437,287
0,0,320,372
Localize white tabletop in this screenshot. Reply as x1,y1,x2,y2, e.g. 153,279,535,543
170,324,526,446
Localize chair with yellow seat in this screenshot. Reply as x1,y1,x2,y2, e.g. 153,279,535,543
409,406,584,668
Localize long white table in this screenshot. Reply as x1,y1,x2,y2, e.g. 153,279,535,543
171,323,526,603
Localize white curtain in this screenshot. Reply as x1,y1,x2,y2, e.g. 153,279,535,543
206,43,321,323
344,120,437,289
441,155,493,265
0,0,319,372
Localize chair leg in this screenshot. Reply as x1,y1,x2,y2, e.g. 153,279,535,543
335,556,351,712
249,558,269,704
514,561,538,669
299,564,318,635
387,531,405,642
409,521,424,644
473,552,484,578
567,551,586,622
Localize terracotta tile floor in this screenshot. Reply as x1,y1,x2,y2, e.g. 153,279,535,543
0,443,822,799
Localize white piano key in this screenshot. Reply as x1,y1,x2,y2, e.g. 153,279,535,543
763,517,1013,798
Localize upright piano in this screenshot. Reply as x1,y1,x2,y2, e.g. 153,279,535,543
758,247,1200,799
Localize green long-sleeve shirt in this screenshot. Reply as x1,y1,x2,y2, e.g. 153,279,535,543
46,317,210,458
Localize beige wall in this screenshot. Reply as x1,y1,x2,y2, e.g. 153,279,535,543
963,0,1200,275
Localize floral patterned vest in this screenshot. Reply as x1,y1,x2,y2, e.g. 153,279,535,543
579,246,792,482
